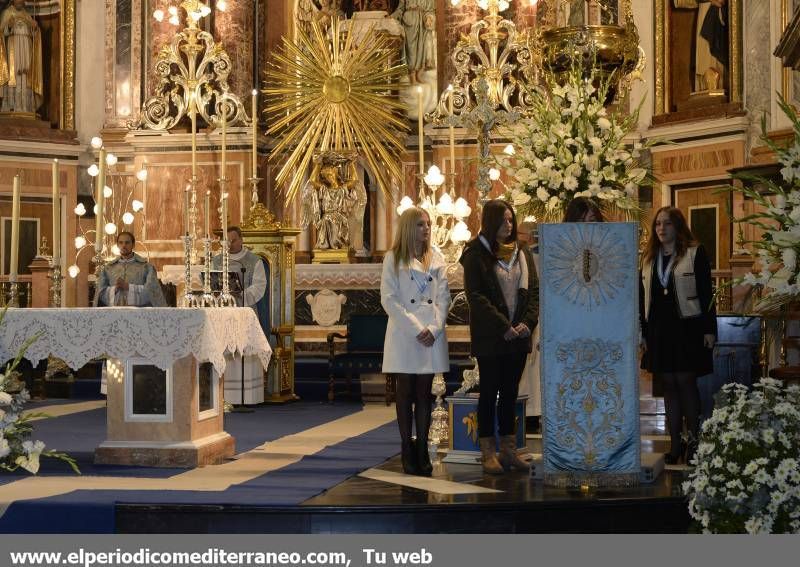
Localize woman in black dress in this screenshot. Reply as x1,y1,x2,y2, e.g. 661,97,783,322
640,207,717,465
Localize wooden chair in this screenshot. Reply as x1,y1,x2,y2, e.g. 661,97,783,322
327,314,390,404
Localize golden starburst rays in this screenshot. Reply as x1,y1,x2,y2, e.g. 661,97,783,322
264,17,409,202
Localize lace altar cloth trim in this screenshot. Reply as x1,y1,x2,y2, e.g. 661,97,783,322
0,307,271,375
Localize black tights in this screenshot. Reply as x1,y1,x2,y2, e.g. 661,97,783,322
659,371,700,458
394,374,433,446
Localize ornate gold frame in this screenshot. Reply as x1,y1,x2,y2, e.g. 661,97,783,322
61,0,76,130
654,0,742,116
782,0,797,104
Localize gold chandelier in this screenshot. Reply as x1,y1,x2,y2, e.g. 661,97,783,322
263,16,409,201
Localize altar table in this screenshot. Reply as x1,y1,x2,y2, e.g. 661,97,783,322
0,307,271,467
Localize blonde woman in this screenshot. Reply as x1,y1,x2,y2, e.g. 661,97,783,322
381,207,451,476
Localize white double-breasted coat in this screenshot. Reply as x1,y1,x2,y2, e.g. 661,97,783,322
381,249,451,374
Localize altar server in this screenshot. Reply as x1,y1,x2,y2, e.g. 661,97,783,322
640,207,717,465
460,199,538,475
94,231,165,307
381,207,450,476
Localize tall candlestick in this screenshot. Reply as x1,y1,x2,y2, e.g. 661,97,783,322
9,175,20,282
204,190,211,237
184,187,190,235
448,86,455,180
251,89,258,178
52,159,60,262
417,86,424,176
95,149,107,253
222,193,228,238
221,96,227,180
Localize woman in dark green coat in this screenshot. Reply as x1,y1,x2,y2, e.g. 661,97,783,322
459,200,538,474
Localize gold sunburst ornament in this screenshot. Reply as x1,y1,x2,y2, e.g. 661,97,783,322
264,17,409,202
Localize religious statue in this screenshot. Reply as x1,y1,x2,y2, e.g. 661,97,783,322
390,0,436,85
300,153,367,252
674,0,728,94
0,0,43,115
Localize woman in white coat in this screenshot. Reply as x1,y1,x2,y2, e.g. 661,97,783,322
381,207,451,476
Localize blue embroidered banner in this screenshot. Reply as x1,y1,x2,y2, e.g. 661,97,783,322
539,222,640,487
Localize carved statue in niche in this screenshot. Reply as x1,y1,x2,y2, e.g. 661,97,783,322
300,152,367,251
673,0,728,96
0,0,42,116
390,0,436,85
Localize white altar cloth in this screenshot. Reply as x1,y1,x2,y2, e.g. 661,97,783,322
0,307,271,375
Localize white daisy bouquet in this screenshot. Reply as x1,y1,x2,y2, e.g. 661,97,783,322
0,309,78,475
731,96,800,313
683,378,800,534
497,62,650,222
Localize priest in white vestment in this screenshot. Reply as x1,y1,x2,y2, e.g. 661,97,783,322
212,226,269,405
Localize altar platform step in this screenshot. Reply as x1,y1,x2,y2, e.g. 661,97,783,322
115,445,689,534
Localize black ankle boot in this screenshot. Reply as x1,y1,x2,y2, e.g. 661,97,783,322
401,441,419,475
416,439,432,476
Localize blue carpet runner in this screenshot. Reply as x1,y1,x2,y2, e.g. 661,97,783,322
0,402,399,533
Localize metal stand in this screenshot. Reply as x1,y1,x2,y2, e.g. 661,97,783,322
182,234,201,307
49,258,63,307
201,236,216,307
7,280,20,308
428,372,448,463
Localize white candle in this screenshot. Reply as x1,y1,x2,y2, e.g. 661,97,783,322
52,159,60,262
448,86,455,179
417,86,424,176
251,89,258,179
221,96,227,180
9,175,20,282
190,98,197,179
95,149,106,253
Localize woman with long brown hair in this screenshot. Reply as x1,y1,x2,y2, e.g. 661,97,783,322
381,207,451,476
460,199,538,474
640,207,717,465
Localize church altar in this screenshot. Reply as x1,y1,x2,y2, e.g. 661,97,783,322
0,307,271,467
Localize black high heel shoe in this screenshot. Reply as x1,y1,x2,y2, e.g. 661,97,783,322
416,439,433,477
401,441,420,475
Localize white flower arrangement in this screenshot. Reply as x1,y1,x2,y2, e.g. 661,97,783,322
732,96,800,313
683,378,800,533
496,62,650,221
0,309,78,475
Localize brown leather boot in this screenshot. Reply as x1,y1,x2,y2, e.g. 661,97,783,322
478,437,504,475
498,435,531,471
